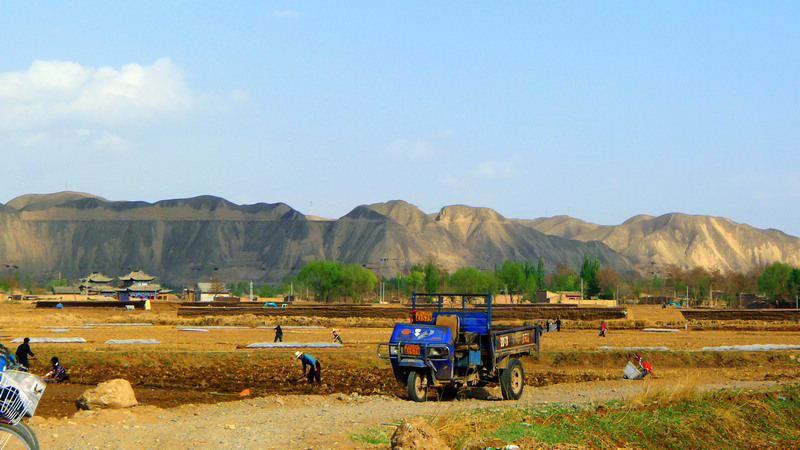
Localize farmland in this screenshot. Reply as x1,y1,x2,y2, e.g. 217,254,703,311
2,301,800,448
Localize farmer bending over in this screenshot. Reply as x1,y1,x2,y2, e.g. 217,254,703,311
634,353,653,378
332,329,343,344
295,351,321,383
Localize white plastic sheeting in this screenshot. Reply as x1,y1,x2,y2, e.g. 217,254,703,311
597,346,671,351
104,339,160,344
179,328,210,332
85,323,152,327
175,326,249,330
702,344,800,351
11,337,86,343
256,326,325,329
246,342,344,348
642,328,681,332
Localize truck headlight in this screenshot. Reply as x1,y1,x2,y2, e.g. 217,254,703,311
389,345,398,355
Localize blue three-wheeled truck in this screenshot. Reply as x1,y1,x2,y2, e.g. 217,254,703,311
378,293,540,402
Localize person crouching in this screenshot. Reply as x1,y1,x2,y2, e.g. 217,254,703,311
43,356,70,382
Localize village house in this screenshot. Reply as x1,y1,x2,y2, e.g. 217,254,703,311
195,282,230,302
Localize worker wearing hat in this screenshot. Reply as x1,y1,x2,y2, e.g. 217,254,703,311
295,351,321,383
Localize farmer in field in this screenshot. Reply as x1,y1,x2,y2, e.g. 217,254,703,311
295,351,321,383
43,356,69,382
274,324,283,342
332,328,343,344
634,353,653,378
15,337,35,370
599,321,607,337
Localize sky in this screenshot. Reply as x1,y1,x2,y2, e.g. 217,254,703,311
1,2,798,236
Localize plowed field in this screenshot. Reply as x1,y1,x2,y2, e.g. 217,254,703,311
2,301,800,422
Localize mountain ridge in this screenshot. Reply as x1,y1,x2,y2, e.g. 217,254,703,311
1,192,798,285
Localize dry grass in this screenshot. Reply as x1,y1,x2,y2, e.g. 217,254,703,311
426,407,503,448
624,370,702,407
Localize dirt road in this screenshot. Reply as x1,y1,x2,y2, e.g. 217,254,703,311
28,379,787,449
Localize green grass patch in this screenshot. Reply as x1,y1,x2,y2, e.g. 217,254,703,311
352,386,800,449
350,426,393,445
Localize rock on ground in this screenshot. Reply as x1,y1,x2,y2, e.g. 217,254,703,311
75,378,138,410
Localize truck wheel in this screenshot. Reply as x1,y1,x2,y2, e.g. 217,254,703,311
407,371,428,402
500,358,524,400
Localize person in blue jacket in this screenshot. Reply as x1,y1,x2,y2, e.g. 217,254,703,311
294,351,321,383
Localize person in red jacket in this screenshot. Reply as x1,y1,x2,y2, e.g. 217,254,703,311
634,353,653,378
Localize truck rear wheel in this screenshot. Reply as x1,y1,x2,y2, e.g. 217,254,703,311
500,358,524,400
407,371,428,402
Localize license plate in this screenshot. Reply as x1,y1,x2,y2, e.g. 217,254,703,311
414,310,433,322
404,344,421,355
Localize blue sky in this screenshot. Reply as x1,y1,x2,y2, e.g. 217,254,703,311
1,2,798,236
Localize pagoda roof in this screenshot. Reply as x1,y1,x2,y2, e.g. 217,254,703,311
82,272,113,283
119,269,155,282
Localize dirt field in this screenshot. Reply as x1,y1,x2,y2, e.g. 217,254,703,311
2,301,800,448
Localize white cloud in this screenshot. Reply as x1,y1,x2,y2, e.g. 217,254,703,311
382,138,439,161
472,159,519,180
0,58,241,130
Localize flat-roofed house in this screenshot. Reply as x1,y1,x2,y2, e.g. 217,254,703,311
195,282,229,302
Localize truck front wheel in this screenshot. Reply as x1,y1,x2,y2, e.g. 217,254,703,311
500,358,524,400
407,371,428,402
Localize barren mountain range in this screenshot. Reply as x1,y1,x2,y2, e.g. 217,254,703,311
1,192,799,286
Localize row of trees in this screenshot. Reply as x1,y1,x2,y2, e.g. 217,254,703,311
6,258,799,306
271,258,800,305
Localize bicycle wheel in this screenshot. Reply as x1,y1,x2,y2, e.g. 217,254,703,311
0,422,36,450
13,422,37,450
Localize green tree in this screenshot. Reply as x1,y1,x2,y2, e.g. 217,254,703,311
405,270,424,294
549,263,578,292
343,264,378,301
579,255,601,298
449,267,495,294
297,260,344,302
788,268,800,303
46,278,69,291
228,280,251,297
423,262,439,294
757,262,793,300
495,260,526,300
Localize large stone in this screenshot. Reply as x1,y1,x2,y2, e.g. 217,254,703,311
390,417,449,450
75,379,138,410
